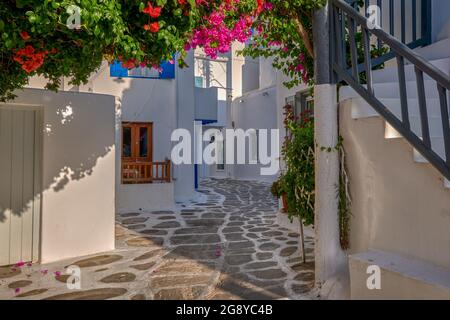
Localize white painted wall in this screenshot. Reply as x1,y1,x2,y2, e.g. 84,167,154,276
175,51,196,201
6,88,116,264
195,87,218,121
84,62,177,164
432,0,450,41
231,86,278,182
117,183,175,213
259,57,276,89
242,57,260,94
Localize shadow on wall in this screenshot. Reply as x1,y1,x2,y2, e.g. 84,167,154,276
0,89,117,222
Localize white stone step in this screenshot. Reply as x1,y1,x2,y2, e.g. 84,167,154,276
349,250,450,299
372,57,450,83
351,97,443,120
340,79,447,101
411,37,450,62
385,115,447,140
413,137,445,163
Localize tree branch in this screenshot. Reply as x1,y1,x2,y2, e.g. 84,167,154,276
292,16,314,59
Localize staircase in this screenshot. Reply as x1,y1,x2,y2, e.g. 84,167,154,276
331,0,450,299
340,36,450,189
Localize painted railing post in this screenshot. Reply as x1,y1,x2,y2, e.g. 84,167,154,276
313,0,348,298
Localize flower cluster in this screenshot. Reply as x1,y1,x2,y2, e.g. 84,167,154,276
185,0,258,59
143,2,162,33
13,45,49,73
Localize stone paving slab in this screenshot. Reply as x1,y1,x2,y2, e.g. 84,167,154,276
0,179,315,300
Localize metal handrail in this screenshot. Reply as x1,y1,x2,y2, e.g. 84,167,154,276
331,0,450,180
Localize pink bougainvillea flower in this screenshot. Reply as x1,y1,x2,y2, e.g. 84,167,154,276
263,2,273,10
41,269,48,275
143,2,162,18
168,59,174,65
27,262,33,267
20,31,30,41
15,261,25,268
54,271,62,277
14,288,21,295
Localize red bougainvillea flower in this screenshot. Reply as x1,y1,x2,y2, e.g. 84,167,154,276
256,0,264,15
143,2,162,18
148,22,159,33
177,0,187,4
121,58,136,69
20,31,30,41
14,45,48,73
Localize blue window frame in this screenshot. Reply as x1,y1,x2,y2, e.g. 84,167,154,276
110,59,175,79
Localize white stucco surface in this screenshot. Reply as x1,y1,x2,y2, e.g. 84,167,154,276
231,86,278,182
116,183,175,213
7,88,116,264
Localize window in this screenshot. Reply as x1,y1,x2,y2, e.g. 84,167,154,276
195,76,205,88
295,91,314,120
286,90,314,120
122,122,153,162
249,129,259,164
217,137,225,171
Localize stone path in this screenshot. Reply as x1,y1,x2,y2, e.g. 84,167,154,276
0,179,315,300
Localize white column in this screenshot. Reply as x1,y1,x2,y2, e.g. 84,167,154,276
314,83,348,298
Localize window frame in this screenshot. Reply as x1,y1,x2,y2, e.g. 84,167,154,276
121,122,153,163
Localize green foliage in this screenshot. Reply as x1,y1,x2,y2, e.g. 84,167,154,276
278,104,315,226
241,0,326,88
0,0,204,101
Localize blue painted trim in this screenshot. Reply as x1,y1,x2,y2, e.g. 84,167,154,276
194,164,199,189
110,57,175,79
195,119,218,125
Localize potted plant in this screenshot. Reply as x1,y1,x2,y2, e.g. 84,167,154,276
271,178,288,213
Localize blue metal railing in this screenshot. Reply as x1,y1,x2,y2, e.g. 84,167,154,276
331,0,450,180
344,0,432,70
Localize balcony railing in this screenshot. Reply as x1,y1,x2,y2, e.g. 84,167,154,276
122,160,171,184
331,0,450,180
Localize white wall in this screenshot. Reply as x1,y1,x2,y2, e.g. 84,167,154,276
195,87,218,121
432,0,450,41
117,183,175,213
242,57,260,94
259,57,277,89
7,88,116,264
175,52,196,201
231,86,278,182
85,63,177,164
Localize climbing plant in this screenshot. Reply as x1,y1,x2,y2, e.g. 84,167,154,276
0,0,329,101
0,0,264,101
277,104,315,226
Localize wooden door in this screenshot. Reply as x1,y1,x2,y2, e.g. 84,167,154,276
121,122,153,162
0,107,42,266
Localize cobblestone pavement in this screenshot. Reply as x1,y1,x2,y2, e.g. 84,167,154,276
0,179,315,300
